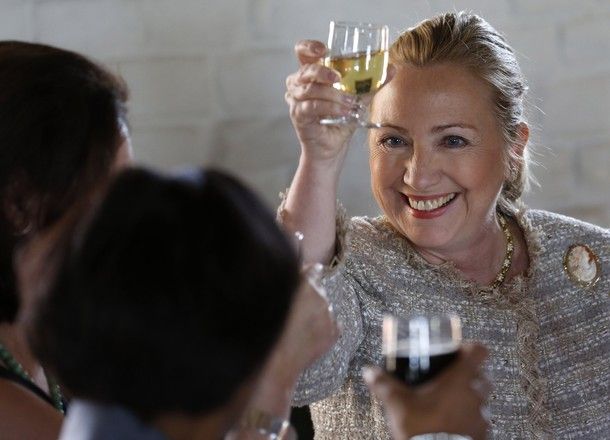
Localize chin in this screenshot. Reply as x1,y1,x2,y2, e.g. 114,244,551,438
388,210,459,251
403,227,455,251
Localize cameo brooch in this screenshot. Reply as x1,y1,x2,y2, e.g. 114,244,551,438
564,244,601,288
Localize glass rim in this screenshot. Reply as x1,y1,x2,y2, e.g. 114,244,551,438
383,313,461,323
329,20,389,31
382,313,462,355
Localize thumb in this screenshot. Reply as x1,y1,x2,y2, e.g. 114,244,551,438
295,40,327,65
363,366,411,403
461,343,488,370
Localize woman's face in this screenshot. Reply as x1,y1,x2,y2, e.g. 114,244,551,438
369,63,514,254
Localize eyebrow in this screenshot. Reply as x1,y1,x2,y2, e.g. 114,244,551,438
375,123,408,133
431,123,478,133
375,122,478,133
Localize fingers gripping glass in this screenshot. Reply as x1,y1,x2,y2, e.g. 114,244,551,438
383,314,469,440
320,21,389,129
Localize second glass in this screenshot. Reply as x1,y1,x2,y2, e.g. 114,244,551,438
383,314,461,386
320,21,389,129
383,314,467,440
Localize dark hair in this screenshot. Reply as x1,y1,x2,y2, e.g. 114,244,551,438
0,41,128,323
31,167,300,418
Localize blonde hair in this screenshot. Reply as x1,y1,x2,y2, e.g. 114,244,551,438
390,11,531,214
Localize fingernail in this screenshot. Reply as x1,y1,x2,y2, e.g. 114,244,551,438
481,405,491,422
328,70,340,82
313,44,325,55
342,94,356,105
362,366,377,384
306,263,324,285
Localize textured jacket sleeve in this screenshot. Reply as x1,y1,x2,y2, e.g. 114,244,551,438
292,265,365,405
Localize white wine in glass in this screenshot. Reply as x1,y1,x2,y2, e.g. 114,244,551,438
320,21,389,128
326,50,388,95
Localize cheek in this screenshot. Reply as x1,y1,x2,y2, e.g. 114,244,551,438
484,151,506,183
369,149,403,187
459,149,506,196
369,166,383,205
369,151,406,214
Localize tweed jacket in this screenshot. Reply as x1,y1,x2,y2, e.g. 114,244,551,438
293,209,609,439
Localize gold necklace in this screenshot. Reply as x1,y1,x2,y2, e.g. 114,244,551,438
485,214,514,291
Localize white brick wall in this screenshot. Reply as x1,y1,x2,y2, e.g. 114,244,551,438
34,0,147,58
0,1,33,40
118,57,214,120
215,48,293,118
130,119,215,169
137,0,250,55
1,0,609,226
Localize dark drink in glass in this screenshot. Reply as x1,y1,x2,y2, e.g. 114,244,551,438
383,314,461,386
390,345,459,386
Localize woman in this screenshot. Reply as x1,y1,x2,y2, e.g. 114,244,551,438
282,11,609,439
0,41,132,438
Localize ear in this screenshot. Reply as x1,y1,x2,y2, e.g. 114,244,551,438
2,175,40,236
506,122,529,180
112,129,134,170
512,122,529,159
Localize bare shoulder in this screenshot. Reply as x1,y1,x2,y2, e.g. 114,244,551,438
0,379,62,440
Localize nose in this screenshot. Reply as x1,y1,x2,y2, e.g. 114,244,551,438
402,146,442,190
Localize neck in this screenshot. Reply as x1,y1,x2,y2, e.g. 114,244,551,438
153,381,255,440
153,410,232,440
0,321,47,390
415,214,507,286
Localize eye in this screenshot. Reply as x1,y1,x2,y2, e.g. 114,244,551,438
379,136,407,149
443,135,468,149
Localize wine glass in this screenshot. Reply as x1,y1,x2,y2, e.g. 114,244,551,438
383,313,467,440
320,21,389,129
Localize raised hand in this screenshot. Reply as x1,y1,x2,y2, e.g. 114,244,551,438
285,39,358,164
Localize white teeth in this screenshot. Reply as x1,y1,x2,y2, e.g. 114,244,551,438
408,193,456,211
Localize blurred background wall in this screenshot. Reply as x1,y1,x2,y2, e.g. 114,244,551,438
2,0,609,226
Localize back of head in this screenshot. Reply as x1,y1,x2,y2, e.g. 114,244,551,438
389,12,531,214
31,167,300,418
0,41,128,323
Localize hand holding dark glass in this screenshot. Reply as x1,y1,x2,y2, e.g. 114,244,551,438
383,314,472,439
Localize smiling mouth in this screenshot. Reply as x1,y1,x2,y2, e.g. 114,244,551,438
405,193,457,212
